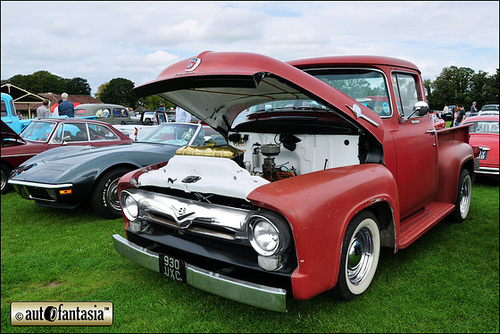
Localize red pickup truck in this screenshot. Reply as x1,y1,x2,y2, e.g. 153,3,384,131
113,52,476,312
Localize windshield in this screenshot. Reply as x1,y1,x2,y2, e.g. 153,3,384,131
20,121,57,142
465,120,499,134
482,105,499,111
309,69,392,117
139,123,200,146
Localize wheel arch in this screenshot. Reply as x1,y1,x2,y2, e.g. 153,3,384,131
92,163,140,188
436,140,475,204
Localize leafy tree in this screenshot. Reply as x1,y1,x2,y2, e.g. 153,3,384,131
65,77,91,95
427,66,498,110
7,71,91,95
137,95,175,110
95,82,109,101
99,78,137,108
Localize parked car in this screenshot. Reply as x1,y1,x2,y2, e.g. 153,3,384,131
1,93,31,133
74,103,131,125
443,104,456,121
479,104,499,113
478,104,499,116
461,114,499,176
430,111,446,129
1,118,132,194
8,122,226,218
112,52,475,312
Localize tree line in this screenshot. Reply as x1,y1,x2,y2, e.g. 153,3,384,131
5,66,499,111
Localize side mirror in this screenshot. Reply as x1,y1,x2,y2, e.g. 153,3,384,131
414,101,429,116
402,101,429,123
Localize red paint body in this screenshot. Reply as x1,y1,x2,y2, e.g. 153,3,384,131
118,52,475,303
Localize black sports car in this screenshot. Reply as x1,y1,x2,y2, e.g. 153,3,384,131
9,122,224,218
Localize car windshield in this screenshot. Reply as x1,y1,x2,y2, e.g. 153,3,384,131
482,105,499,111
465,120,499,134
19,121,57,142
138,123,200,146
236,68,391,124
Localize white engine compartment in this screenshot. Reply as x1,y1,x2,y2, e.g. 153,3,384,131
232,132,360,177
136,131,361,199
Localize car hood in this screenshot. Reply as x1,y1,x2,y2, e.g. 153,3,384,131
134,51,384,144
10,142,179,183
1,120,25,143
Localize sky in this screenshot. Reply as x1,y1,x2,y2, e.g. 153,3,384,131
1,1,499,96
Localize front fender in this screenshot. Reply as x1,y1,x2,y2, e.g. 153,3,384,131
247,163,399,300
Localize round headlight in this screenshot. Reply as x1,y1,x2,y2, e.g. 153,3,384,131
248,214,291,256
121,192,139,221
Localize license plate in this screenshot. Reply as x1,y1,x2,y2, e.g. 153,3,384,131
159,253,187,283
479,150,488,160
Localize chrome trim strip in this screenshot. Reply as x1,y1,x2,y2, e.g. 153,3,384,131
8,180,73,189
475,167,499,175
112,234,287,312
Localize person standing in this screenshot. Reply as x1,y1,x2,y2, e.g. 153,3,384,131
53,99,62,116
456,105,466,125
58,93,74,117
451,105,459,127
175,106,192,123
470,101,477,115
36,99,51,118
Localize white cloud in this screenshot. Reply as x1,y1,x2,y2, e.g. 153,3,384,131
1,1,498,95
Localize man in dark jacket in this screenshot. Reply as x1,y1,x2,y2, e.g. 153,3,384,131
58,93,74,117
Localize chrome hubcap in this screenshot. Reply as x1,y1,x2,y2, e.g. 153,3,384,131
1,170,6,191
106,178,121,211
347,227,374,285
459,174,472,219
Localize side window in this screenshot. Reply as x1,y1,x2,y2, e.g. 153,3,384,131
53,124,64,142
1,101,7,117
392,73,421,118
88,124,119,141
62,123,88,141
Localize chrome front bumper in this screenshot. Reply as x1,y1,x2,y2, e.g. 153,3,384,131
112,234,287,312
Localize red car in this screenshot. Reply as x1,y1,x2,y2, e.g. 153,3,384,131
430,111,446,129
1,118,132,193
461,115,499,176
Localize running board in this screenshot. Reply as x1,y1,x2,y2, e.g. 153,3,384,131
398,202,455,249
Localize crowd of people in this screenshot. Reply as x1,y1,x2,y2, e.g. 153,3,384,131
442,102,479,127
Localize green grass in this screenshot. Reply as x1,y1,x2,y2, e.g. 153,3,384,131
1,176,499,333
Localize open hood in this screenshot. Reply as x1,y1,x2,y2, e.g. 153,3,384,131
134,51,384,144
1,120,25,143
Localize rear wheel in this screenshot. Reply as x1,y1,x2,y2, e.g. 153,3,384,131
449,168,472,223
334,211,380,301
90,167,132,219
1,164,12,194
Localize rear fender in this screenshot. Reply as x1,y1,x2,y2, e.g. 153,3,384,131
247,163,399,300
435,140,474,204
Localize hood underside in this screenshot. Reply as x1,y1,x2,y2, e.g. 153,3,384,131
134,51,384,144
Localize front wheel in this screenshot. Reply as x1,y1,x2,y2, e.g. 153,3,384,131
1,164,12,194
334,211,380,301
449,168,472,223
90,167,132,219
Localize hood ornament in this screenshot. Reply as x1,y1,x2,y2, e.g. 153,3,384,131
185,57,201,72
